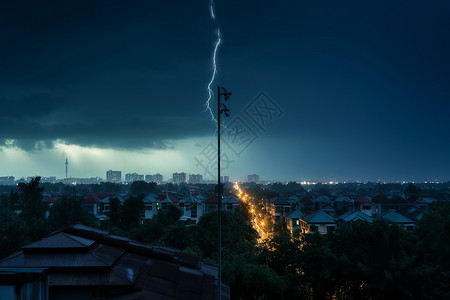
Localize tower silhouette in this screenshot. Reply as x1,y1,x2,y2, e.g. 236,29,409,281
65,158,68,179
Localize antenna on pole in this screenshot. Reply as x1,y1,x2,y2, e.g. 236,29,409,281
217,86,231,300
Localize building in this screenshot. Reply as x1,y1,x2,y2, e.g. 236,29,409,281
300,210,337,234
145,173,163,183
221,176,229,183
0,176,15,185
188,174,203,184
248,174,260,183
125,173,144,183
106,170,121,183
286,210,306,236
269,196,292,223
173,172,186,185
0,224,229,300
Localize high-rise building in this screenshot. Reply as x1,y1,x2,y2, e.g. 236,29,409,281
125,173,144,183
0,176,15,186
248,174,260,183
188,174,203,184
106,170,122,183
221,176,229,183
172,172,186,184
145,173,163,183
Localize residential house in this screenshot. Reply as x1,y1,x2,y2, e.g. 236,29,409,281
337,210,373,229
286,210,305,236
352,195,375,216
269,196,291,223
300,210,336,234
379,210,416,231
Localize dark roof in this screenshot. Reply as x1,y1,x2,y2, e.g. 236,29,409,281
205,196,218,203
301,210,336,224
272,196,290,205
0,225,228,300
380,210,415,224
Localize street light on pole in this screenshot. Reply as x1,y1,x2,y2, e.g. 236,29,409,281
217,85,231,300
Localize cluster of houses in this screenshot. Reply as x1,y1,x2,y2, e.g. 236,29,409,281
41,188,448,238
43,191,240,225
268,193,445,236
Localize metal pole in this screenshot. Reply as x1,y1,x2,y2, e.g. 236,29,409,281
217,85,222,300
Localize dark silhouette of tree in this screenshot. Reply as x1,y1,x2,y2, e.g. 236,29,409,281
0,208,28,259
107,197,122,227
120,196,144,232
48,196,93,230
223,256,286,300
130,181,158,196
405,183,421,197
18,177,49,240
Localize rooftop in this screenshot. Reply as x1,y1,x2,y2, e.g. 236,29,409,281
0,224,229,300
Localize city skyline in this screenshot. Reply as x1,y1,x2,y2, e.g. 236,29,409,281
0,1,449,183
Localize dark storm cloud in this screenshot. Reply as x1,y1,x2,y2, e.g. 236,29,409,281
0,0,215,150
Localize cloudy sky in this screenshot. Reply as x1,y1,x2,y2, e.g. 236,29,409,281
0,0,449,182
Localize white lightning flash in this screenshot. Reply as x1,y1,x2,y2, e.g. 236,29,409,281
210,0,216,20
205,29,221,124
205,0,220,125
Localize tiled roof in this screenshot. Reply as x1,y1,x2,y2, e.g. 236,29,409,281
301,210,336,224
287,210,305,219
0,225,228,300
380,210,415,224
338,210,372,223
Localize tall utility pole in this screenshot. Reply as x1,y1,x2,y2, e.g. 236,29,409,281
65,158,68,179
217,86,231,300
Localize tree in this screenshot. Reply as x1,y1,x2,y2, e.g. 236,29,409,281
194,210,257,261
405,183,421,197
130,181,158,196
0,208,28,259
223,256,286,300
120,196,144,232
107,197,122,227
48,196,92,230
18,177,49,240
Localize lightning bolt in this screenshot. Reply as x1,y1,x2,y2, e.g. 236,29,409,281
205,0,220,126
210,0,216,20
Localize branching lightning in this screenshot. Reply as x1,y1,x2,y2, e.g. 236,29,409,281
205,0,220,125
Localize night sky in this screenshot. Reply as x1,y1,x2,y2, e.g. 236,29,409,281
0,0,449,182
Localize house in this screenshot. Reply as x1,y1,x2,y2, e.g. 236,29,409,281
202,195,237,215
334,196,354,214
222,195,239,211
178,194,205,225
300,210,336,234
312,195,335,215
373,195,411,215
269,196,291,223
204,196,219,214
379,210,416,231
351,195,375,216
0,224,229,300
142,193,159,220
337,210,373,229
286,210,305,236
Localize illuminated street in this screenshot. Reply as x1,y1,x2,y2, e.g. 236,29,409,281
234,183,272,243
